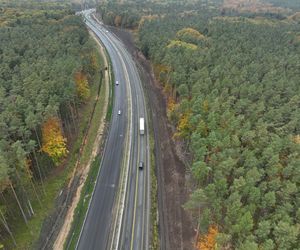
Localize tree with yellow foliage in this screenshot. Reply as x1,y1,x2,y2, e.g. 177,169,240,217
41,117,68,165
293,135,300,144
197,225,218,250
176,27,207,41
174,112,192,140
75,71,90,101
90,54,99,74
167,40,198,50
114,15,122,27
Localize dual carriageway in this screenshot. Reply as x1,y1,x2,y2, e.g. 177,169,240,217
76,9,151,250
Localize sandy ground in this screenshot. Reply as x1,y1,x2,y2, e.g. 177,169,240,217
52,31,110,250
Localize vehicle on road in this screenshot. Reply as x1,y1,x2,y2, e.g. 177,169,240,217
118,110,122,115
116,80,119,85
139,117,144,135
139,161,144,169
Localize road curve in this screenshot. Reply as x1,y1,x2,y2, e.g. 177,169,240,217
76,10,150,250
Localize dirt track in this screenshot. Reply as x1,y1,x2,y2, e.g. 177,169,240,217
109,26,195,250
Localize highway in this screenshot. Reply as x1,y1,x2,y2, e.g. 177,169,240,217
76,9,150,250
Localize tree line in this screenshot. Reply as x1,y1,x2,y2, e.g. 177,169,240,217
0,4,98,247
96,0,219,29
262,0,300,11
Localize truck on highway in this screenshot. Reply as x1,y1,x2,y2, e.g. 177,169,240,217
139,117,145,135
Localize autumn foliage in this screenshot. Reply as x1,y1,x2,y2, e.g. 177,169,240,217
174,111,194,140
75,71,90,101
167,97,176,114
138,15,159,30
293,135,300,144
176,27,206,41
114,15,122,27
167,40,198,50
41,117,68,165
153,64,171,86
197,225,218,250
90,54,99,73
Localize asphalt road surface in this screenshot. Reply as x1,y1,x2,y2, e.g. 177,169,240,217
76,9,150,250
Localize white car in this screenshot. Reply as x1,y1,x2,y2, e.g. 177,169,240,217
116,80,119,85
105,30,108,33
118,110,122,115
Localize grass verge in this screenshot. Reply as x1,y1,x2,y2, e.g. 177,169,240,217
105,46,114,121
64,154,101,249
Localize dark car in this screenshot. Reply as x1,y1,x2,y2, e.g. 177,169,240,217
139,161,144,169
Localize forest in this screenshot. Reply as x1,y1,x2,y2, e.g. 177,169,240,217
263,0,300,11
96,0,219,29
0,2,98,248
98,0,300,249
0,0,91,12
